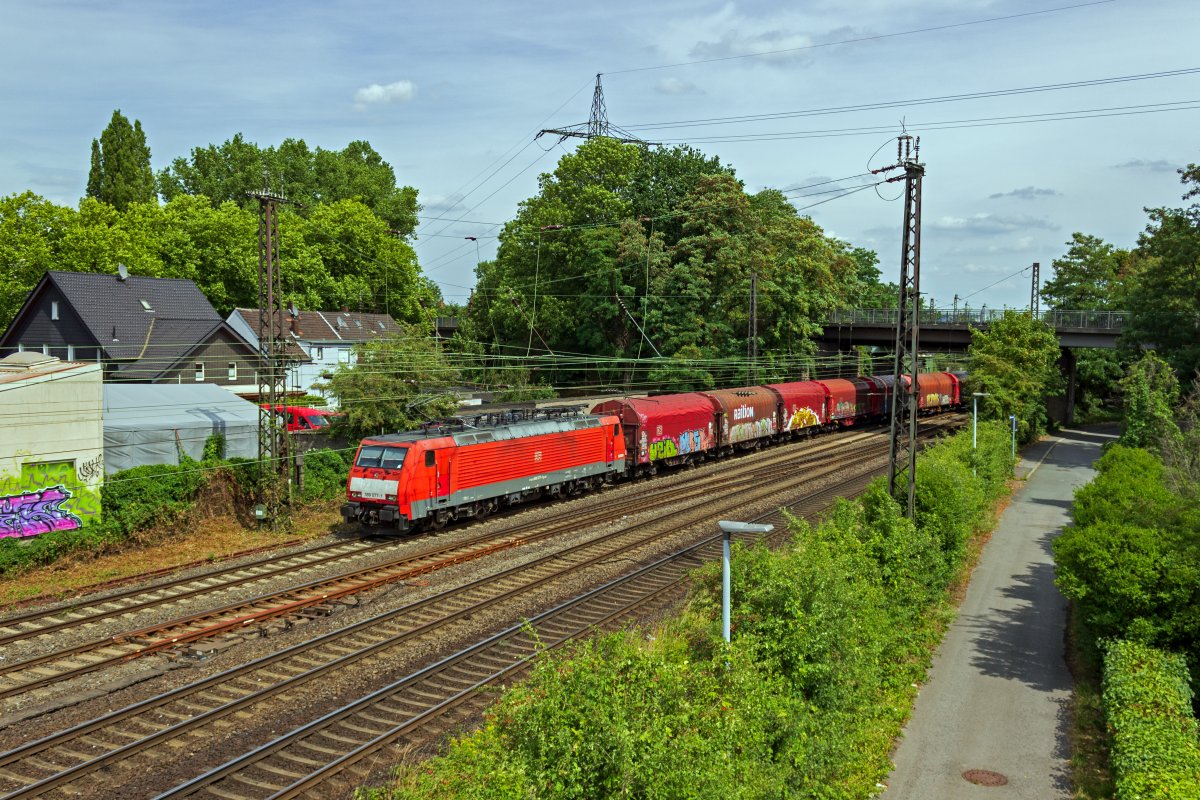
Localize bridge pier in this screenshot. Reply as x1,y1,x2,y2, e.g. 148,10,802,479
1046,347,1078,426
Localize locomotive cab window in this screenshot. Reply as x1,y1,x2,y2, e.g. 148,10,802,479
613,424,620,436
425,451,435,467
355,445,407,469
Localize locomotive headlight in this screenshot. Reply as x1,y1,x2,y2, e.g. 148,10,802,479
350,491,361,498
386,494,397,500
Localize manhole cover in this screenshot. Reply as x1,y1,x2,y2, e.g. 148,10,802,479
962,769,1009,787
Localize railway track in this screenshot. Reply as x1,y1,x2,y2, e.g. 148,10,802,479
0,428,889,705
0,419,959,798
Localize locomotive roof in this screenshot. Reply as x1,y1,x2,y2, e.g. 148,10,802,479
363,409,609,447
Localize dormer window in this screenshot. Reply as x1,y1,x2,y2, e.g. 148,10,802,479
140,300,153,312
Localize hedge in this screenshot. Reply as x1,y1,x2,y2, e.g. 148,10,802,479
1103,640,1200,799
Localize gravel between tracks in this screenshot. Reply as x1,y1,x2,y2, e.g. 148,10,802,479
0,429,899,794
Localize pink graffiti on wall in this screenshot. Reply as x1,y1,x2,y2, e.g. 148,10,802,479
0,485,83,538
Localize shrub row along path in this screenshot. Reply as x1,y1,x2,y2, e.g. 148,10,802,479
883,426,1114,799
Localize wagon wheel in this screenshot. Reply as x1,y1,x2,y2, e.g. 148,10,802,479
474,502,490,521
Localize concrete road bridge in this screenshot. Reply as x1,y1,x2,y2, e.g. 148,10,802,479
818,308,1128,425
819,308,1127,351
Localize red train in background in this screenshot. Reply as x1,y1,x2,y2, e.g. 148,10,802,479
342,371,962,533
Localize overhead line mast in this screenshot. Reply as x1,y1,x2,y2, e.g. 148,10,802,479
248,176,295,527
538,74,660,146
874,135,925,517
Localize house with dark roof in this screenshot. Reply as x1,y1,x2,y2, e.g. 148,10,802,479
0,270,272,395
227,307,404,405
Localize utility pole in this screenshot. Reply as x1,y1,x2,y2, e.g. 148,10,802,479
874,135,924,517
747,271,758,384
538,74,659,145
1030,261,1041,318
248,177,293,527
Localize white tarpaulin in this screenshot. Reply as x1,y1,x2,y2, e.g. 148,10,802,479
103,384,260,474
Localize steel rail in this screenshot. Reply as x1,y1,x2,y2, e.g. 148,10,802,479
0,430,917,798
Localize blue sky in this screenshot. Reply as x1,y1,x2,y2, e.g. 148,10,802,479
2,0,1197,311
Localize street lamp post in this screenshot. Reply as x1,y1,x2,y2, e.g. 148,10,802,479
972,392,990,478
718,521,774,644
1009,414,1017,464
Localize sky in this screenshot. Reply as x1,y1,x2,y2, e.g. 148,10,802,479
2,0,1197,312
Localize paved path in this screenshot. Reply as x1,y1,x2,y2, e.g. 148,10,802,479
882,426,1116,799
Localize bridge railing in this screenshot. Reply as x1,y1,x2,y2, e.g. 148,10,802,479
826,308,1127,331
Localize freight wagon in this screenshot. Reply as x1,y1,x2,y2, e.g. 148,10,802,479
592,393,715,477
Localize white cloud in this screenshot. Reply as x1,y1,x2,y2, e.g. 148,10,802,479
927,213,1058,236
1110,159,1175,173
655,77,702,95
353,80,416,110
988,186,1060,201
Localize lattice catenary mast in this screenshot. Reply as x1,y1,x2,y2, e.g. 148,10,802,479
248,179,293,524
874,135,925,517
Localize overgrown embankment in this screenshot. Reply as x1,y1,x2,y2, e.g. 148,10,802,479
369,422,1015,799
0,438,354,580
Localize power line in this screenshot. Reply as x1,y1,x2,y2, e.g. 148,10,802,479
606,0,1117,74
619,67,1200,132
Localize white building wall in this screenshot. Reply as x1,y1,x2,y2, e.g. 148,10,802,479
0,361,104,537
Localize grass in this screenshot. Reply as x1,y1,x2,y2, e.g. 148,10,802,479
0,502,343,608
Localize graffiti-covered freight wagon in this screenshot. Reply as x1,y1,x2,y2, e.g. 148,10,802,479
342,410,626,534
818,377,883,425
762,380,828,435
592,393,716,477
913,372,961,411
698,387,779,449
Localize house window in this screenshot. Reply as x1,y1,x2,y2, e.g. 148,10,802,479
228,362,237,381
313,346,324,360
195,362,205,382
338,349,350,364
51,301,59,320
140,299,153,312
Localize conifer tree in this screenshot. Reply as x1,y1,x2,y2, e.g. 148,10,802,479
86,110,155,210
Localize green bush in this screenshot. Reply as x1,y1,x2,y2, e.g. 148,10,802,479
1103,640,1200,799
301,448,354,501
1054,446,1200,661
100,462,206,536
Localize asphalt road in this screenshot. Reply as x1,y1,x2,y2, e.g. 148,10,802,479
882,426,1115,799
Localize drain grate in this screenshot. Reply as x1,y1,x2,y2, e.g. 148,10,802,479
962,768,1009,787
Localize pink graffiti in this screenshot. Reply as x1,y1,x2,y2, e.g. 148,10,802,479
0,485,83,539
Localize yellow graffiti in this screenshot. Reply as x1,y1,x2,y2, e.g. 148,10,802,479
786,406,821,431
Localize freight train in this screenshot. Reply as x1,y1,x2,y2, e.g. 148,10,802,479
341,371,963,534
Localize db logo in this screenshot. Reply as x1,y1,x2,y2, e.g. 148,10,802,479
534,451,542,463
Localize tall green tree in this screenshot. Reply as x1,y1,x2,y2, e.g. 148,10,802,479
1041,232,1132,310
966,310,1063,442
321,330,461,439
86,110,155,211
157,135,420,235
1119,166,1200,384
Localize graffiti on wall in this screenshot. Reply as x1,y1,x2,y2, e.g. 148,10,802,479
0,459,101,539
77,454,104,482
0,485,83,538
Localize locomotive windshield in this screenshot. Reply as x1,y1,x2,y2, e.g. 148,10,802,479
355,445,408,470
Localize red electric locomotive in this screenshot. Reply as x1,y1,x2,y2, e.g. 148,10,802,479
342,409,626,534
